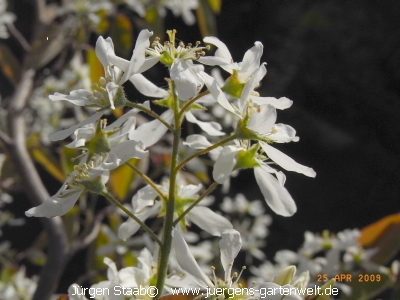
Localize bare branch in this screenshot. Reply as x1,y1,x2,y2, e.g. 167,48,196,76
7,69,68,300
6,23,31,52
0,130,13,146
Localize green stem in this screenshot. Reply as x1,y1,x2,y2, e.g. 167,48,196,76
101,190,162,247
125,102,173,132
178,90,210,119
155,84,182,298
175,134,237,171
173,181,219,226
126,162,167,202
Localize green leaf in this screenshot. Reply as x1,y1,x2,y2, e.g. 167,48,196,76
196,0,218,37
109,14,133,58
0,44,21,86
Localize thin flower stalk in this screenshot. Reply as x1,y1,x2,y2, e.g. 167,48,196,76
155,83,182,297
100,190,162,247
173,181,219,226
125,101,174,132
175,134,237,171
126,161,168,202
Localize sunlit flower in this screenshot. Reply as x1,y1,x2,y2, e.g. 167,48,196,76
49,29,153,113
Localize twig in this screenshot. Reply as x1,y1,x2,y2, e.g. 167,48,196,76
6,23,31,52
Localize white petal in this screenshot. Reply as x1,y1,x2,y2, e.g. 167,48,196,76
49,90,92,106
171,59,199,100
259,161,287,185
119,29,153,84
179,184,202,199
103,256,119,279
110,140,148,163
172,228,214,287
203,36,232,63
129,109,174,148
254,165,297,217
211,68,225,87
132,185,159,212
106,81,119,109
66,127,94,148
188,206,232,236
105,101,149,131
269,124,299,143
197,56,231,67
129,74,169,98
108,55,160,74
185,111,225,136
219,229,242,282
200,71,240,117
118,202,161,240
239,63,267,111
95,36,115,67
100,153,120,171
247,104,277,135
136,56,161,73
252,96,293,110
239,41,263,80
183,134,213,149
49,111,105,141
212,146,240,183
25,185,82,218
260,142,316,177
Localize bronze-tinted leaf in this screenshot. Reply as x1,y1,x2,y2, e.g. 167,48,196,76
0,44,21,86
196,0,218,37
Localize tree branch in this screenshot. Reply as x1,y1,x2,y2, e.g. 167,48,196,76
7,69,68,300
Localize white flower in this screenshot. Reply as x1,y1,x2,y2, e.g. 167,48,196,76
123,71,225,137
75,249,158,300
186,131,312,216
49,29,153,111
25,154,113,218
118,178,232,240
25,133,147,218
171,228,241,289
164,0,198,26
138,29,209,100
55,0,115,26
0,266,38,300
199,37,293,111
0,0,16,39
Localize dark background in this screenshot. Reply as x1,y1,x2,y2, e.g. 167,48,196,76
213,0,400,255
1,0,400,291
